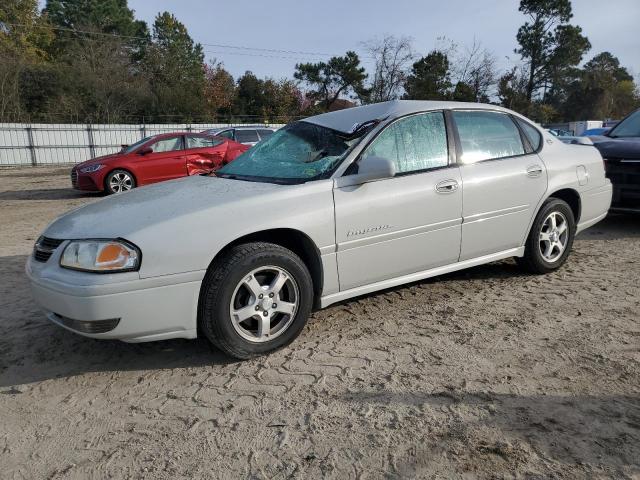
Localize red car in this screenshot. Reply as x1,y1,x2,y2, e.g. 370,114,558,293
71,132,249,194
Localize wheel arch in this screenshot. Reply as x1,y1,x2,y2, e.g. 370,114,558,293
207,228,324,307
547,188,581,223
522,187,582,248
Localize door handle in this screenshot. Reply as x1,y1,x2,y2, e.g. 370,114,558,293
526,165,543,177
435,179,459,194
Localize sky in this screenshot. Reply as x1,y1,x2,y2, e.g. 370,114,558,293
127,0,640,83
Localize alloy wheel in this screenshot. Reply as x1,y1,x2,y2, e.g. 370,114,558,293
538,211,569,263
109,172,133,193
229,266,299,343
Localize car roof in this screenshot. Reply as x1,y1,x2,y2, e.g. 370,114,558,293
304,100,512,134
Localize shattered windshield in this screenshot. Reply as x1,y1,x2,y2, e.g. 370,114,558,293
215,121,366,183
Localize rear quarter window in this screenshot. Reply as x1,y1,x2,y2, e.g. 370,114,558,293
515,118,543,151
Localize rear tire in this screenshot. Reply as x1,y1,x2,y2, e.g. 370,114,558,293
105,169,136,195
518,198,575,274
198,242,313,359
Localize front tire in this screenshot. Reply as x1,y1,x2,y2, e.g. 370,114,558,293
105,169,136,195
518,198,576,274
198,242,313,359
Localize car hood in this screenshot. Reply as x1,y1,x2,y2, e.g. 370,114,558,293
75,152,125,169
592,137,640,160
44,175,281,240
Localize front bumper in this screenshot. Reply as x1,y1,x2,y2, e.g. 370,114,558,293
71,168,102,192
26,248,203,343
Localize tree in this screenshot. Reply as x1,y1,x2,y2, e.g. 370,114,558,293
515,0,590,103
452,41,497,102
233,71,265,117
0,0,54,120
294,51,368,111
44,0,147,37
451,81,476,102
561,52,639,120
498,66,530,114
54,34,151,121
364,35,414,103
232,72,303,121
261,78,303,121
403,50,451,100
1,0,53,59
204,60,236,118
143,12,205,120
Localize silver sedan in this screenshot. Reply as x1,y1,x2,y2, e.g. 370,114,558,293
27,101,612,358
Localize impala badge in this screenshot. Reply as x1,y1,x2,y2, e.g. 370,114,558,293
347,225,391,237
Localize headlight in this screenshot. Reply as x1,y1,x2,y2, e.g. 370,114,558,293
60,239,141,272
79,164,105,173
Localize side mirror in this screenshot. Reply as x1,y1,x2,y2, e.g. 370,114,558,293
337,155,396,187
138,146,153,155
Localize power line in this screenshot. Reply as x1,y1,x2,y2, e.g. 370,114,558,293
3,22,374,60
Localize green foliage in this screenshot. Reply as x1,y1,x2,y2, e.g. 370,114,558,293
560,52,640,120
44,0,147,36
498,67,530,113
294,51,368,111
515,0,590,104
204,60,236,117
451,82,475,102
232,71,303,121
0,0,54,59
403,51,452,100
142,12,206,119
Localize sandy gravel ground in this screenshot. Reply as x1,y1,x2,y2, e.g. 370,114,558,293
0,167,639,479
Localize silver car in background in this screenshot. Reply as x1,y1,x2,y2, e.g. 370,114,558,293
27,101,612,358
202,126,276,146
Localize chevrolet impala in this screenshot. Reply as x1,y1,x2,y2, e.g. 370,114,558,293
27,101,612,358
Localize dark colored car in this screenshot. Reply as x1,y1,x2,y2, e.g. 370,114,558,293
71,132,249,195
592,109,640,212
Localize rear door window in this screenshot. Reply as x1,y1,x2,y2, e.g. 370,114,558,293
453,111,525,163
235,129,260,143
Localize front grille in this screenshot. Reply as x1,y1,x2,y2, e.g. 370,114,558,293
71,168,78,187
33,236,64,263
50,313,120,334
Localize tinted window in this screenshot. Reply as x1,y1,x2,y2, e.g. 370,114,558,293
516,118,542,151
362,111,449,174
258,129,275,140
235,129,260,143
149,136,183,153
453,111,525,163
217,130,234,139
186,136,222,149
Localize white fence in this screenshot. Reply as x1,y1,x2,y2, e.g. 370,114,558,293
0,122,285,167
